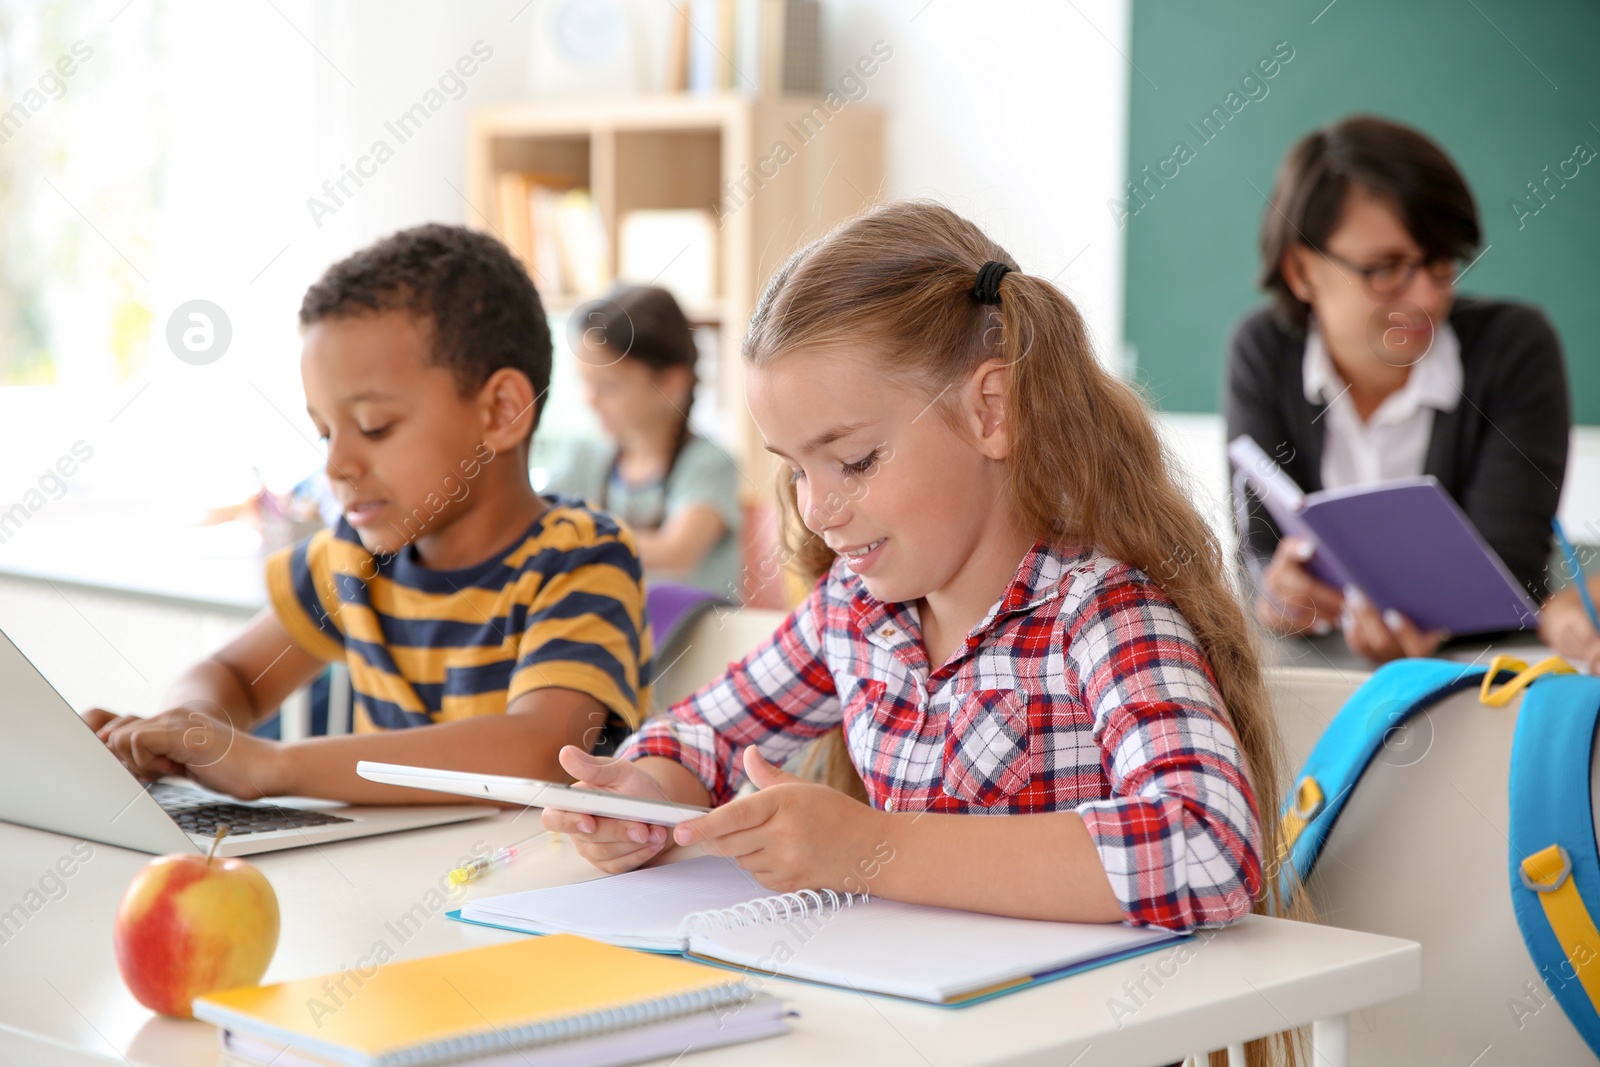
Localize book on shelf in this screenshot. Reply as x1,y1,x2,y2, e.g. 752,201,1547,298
193,933,787,1067
664,3,692,91
680,0,820,95
494,173,609,302
770,0,820,95
450,855,1186,1007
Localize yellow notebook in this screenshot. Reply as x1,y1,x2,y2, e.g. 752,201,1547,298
192,934,778,1067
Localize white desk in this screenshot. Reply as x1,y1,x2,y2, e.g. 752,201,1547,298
0,501,269,616
0,813,1419,1067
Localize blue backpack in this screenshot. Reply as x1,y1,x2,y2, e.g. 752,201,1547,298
1277,655,1600,1054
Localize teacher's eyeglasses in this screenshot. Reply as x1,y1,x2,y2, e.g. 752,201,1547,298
1318,250,1459,297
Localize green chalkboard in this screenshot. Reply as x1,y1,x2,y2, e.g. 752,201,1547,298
1123,0,1600,423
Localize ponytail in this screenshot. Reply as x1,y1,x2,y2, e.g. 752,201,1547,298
995,269,1298,913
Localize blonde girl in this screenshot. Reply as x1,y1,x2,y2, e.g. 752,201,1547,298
543,201,1291,946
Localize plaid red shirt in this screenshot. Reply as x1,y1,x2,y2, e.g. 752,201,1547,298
619,543,1261,931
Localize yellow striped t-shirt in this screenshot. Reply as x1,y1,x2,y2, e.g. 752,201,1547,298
265,496,651,741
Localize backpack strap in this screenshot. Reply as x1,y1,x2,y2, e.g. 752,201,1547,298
1508,669,1600,1053
1277,658,1500,904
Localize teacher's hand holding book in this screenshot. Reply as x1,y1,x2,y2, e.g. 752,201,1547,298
1340,586,1447,663
1258,536,1345,636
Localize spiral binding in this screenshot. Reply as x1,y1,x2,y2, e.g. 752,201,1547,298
374,979,754,1067
678,886,871,936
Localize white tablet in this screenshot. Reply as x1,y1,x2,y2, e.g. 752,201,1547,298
355,761,712,826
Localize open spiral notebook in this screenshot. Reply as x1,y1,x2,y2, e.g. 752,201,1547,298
450,856,1187,1006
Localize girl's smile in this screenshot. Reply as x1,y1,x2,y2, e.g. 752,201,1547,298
834,537,888,573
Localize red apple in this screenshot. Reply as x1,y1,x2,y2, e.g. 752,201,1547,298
113,827,279,1019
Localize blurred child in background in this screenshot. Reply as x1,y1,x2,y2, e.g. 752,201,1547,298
542,286,742,599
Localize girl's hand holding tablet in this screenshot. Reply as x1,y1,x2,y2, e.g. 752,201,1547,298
671,748,887,895
541,746,695,872
546,745,884,891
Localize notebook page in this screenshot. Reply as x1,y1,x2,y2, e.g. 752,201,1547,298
686,898,1181,1002
460,856,770,951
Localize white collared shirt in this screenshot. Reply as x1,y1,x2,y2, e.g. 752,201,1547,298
1303,322,1463,490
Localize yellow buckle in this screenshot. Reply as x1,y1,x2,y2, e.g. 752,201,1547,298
1278,776,1324,868
1521,844,1573,893
1480,655,1576,707
1290,776,1323,821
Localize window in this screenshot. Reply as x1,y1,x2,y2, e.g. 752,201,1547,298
0,0,319,507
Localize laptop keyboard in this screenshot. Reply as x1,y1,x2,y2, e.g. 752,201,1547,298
148,782,354,837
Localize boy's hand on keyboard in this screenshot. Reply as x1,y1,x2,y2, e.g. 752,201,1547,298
673,748,888,896
84,707,186,779
91,704,281,800
542,746,673,874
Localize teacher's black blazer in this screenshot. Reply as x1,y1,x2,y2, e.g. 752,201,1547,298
1224,297,1571,600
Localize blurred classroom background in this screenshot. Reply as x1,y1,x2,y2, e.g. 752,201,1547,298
0,0,1595,715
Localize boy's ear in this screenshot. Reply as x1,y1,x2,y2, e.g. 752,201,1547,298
964,359,1011,461
478,367,538,449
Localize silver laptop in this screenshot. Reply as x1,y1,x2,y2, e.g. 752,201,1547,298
0,626,493,857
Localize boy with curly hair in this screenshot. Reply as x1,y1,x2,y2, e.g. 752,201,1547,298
87,225,649,803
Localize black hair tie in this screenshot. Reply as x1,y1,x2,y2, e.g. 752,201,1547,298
972,261,1012,306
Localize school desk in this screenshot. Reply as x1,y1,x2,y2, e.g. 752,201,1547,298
0,809,1418,1067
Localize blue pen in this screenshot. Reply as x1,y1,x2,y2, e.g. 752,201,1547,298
1552,518,1600,635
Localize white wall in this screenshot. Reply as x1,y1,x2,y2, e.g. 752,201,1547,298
0,0,1137,574
816,0,1130,368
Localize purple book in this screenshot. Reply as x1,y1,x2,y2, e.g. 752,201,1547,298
1229,436,1539,636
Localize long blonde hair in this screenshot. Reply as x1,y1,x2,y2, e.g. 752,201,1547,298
747,201,1302,1065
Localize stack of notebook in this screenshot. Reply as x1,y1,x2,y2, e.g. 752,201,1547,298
451,856,1187,1006
192,934,786,1067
